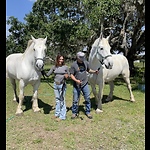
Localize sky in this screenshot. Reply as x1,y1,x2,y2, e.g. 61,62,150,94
6,0,37,36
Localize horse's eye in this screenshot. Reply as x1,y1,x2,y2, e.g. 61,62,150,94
100,47,103,50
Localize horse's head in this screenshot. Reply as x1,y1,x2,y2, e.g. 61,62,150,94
95,34,113,69
31,35,47,71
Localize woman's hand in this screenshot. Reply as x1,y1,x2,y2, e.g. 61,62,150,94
64,74,69,79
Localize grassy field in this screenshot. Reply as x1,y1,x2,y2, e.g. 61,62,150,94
6,64,145,150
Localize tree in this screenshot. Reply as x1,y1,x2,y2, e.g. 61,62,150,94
110,0,145,74
6,0,145,74
6,17,27,56
82,0,145,75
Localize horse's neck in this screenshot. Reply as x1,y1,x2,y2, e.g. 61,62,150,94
89,51,102,70
23,44,35,64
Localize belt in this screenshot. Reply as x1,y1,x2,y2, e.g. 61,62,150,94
55,81,64,85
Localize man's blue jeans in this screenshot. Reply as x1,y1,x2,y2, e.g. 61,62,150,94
72,83,91,115
54,82,67,120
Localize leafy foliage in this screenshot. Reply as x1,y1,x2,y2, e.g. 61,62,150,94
6,0,145,73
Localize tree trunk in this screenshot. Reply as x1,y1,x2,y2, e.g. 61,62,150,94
126,47,136,77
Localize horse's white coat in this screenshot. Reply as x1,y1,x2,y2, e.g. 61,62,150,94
6,35,47,115
88,36,135,113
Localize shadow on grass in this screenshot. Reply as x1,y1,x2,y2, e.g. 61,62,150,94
22,96,53,114
105,75,140,92
40,75,135,114
90,94,131,110
67,93,131,115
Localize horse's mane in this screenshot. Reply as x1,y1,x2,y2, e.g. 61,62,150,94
23,38,46,55
89,37,109,58
23,40,33,54
89,38,100,61
27,40,33,48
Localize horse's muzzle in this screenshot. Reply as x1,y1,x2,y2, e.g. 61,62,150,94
35,60,44,71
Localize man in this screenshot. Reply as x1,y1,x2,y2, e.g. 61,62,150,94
69,52,99,119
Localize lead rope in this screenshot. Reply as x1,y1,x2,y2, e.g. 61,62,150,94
41,72,57,90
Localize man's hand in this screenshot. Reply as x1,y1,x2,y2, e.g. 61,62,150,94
76,79,82,85
95,70,99,74
95,68,100,74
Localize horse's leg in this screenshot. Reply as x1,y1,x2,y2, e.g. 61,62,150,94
16,79,25,115
9,78,18,102
91,83,102,113
32,81,41,113
96,82,104,113
122,71,135,102
90,83,98,105
106,81,114,102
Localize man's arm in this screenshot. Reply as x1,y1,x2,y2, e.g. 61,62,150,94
88,69,99,74
70,74,82,85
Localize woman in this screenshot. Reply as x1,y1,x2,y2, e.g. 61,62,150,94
42,54,70,121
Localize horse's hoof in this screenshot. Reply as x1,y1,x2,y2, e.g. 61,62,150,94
130,99,135,102
15,112,23,116
96,109,103,113
13,99,17,102
105,99,110,102
34,111,41,113
33,109,41,113
106,97,112,102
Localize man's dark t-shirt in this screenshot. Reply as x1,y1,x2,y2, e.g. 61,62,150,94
69,60,89,88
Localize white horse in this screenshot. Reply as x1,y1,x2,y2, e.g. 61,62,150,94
88,34,135,113
6,35,47,115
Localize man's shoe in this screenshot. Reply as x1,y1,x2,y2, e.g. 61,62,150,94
86,113,93,119
71,114,77,119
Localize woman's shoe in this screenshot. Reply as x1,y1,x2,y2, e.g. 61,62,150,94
55,118,62,122
52,116,59,119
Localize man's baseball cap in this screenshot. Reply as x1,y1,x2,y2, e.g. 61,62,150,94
76,52,85,61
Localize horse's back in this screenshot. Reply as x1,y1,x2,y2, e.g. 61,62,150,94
6,53,23,61
112,54,129,70
103,54,129,81
6,53,23,79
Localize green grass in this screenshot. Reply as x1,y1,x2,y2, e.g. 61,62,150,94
6,63,145,150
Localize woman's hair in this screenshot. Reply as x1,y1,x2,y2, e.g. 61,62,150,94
55,53,65,66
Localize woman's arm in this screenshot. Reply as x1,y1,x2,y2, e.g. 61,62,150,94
44,66,55,77
64,66,70,79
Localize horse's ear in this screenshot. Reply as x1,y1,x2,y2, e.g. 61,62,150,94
106,32,111,41
31,35,36,42
44,36,47,43
99,32,103,40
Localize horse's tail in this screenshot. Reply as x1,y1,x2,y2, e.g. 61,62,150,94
6,65,9,79
6,57,9,78
6,73,9,79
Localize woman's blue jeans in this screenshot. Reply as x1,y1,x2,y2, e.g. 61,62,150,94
54,82,67,120
72,83,91,115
